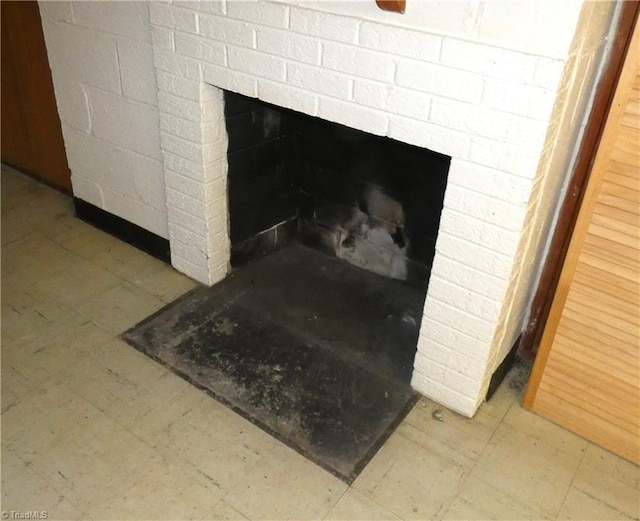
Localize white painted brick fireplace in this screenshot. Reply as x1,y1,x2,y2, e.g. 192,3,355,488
136,0,614,416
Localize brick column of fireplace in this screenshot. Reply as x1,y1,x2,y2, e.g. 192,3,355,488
149,0,606,416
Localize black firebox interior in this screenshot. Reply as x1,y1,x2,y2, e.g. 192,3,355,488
123,91,452,483
224,91,450,290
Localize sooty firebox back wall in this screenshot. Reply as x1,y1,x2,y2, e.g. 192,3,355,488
224,91,450,290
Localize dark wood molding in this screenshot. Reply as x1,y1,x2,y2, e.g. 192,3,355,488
74,198,171,264
519,1,640,359
375,0,406,14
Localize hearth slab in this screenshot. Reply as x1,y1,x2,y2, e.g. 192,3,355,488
122,245,423,483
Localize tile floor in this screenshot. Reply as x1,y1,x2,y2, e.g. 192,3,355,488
1,165,639,521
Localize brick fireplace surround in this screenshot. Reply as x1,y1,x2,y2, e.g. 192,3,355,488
48,1,617,417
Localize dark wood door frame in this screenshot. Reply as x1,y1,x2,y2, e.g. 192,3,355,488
519,1,640,359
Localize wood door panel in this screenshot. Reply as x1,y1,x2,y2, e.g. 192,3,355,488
0,1,71,191
524,18,640,465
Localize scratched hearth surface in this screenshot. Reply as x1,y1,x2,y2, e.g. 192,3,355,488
123,245,423,483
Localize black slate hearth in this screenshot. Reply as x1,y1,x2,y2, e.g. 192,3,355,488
122,245,423,483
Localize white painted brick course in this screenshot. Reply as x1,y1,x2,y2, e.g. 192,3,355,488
52,80,91,132
117,40,159,106
150,2,198,33
166,187,207,217
202,64,257,97
227,47,286,81
482,79,556,121
287,62,351,100
427,275,502,323
41,20,121,94
434,234,513,280
151,25,175,51
226,1,289,29
387,117,470,159
257,81,318,116
72,1,152,43
38,1,73,23
63,128,134,194
395,60,483,103
160,114,202,142
439,209,520,258
534,57,566,89
167,206,208,236
69,174,104,206
131,155,166,209
174,33,226,65
88,87,161,159
440,38,537,83
359,22,441,61
155,49,202,81
289,7,360,44
443,185,527,232
163,152,207,181
198,14,255,47
156,71,200,101
318,98,388,136
161,132,204,163
256,27,321,65
176,1,226,16
322,42,396,82
468,137,540,177
157,91,202,122
477,1,581,60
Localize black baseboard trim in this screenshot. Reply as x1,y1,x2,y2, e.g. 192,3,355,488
486,334,522,400
74,198,171,263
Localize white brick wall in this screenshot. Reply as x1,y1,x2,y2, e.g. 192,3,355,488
39,1,168,238
39,0,614,417
145,0,602,416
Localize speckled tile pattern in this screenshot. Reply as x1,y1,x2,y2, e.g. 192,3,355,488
2,166,639,521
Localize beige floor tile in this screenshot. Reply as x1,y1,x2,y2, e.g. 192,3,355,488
2,316,111,387
105,450,225,520
1,236,80,286
503,402,588,459
353,432,467,520
401,397,500,467
61,338,166,412
132,265,199,303
54,220,119,259
581,443,640,490
33,258,123,308
103,370,206,444
558,486,637,521
469,423,582,519
76,280,165,334
1,448,66,515
28,412,159,517
442,475,550,520
224,443,347,520
570,456,640,520
91,240,167,281
207,500,250,520
4,380,104,464
0,287,75,345
48,497,88,521
154,393,277,493
324,489,401,520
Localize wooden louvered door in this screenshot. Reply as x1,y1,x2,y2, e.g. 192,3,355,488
523,18,639,464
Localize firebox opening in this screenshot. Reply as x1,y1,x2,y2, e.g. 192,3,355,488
224,91,450,292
